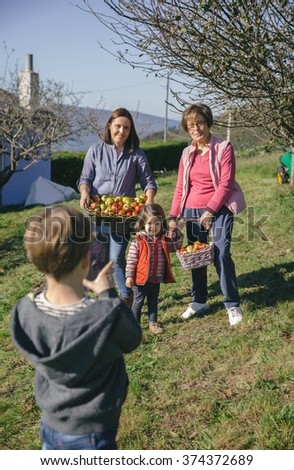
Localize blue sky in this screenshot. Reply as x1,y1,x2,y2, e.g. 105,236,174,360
0,0,180,120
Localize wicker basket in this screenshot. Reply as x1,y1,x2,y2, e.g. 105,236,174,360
176,242,214,270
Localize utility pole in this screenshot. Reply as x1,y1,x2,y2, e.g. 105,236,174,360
163,72,170,143
226,109,232,142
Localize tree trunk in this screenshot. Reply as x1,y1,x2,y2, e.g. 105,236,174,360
0,166,14,188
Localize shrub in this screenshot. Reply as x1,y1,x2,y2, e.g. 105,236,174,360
142,140,188,172
51,152,85,189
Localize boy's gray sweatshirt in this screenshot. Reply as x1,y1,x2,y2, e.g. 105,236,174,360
11,288,142,435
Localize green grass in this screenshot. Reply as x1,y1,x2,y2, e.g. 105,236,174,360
0,150,293,450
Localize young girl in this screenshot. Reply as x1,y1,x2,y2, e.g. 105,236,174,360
125,204,183,334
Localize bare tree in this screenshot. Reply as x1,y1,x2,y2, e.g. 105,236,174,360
0,66,90,188
80,0,294,180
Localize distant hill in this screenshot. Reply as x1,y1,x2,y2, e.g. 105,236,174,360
52,107,181,152
50,106,270,153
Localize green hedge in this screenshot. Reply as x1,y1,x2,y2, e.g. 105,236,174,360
51,140,189,189
143,140,188,172
51,152,85,189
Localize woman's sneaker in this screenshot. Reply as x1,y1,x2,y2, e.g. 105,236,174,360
149,322,164,334
227,307,243,326
181,302,210,320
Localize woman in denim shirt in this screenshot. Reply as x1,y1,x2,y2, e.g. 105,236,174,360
78,108,157,307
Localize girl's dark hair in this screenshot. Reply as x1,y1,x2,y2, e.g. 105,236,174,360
103,108,140,152
182,103,213,131
134,203,168,234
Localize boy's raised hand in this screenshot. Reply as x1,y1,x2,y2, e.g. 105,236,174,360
83,261,115,296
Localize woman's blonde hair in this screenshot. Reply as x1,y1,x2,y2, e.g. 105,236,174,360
24,206,91,280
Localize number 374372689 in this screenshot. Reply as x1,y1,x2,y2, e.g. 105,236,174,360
181,454,254,466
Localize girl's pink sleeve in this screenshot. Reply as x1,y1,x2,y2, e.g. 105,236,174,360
170,157,184,218
206,144,236,214
126,239,139,279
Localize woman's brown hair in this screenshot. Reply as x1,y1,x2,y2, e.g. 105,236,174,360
182,103,213,131
103,108,140,152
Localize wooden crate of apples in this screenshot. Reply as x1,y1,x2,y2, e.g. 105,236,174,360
86,194,147,216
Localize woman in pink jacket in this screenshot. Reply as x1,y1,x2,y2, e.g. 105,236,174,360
169,103,246,326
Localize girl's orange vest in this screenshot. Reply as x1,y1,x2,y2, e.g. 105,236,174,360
134,234,175,285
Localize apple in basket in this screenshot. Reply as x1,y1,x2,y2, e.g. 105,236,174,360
179,242,210,253
192,241,209,251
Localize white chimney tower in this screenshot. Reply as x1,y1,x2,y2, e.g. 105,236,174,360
19,54,39,109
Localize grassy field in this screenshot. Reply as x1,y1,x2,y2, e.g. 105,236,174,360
0,150,293,450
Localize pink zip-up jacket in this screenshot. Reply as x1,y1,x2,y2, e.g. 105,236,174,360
170,135,246,217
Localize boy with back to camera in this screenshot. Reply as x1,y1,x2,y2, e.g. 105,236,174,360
10,206,142,450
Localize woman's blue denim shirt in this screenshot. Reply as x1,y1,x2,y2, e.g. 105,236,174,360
77,142,157,196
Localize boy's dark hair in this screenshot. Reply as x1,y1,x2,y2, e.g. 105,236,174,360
182,103,213,131
134,203,168,234
24,206,91,280
103,108,140,152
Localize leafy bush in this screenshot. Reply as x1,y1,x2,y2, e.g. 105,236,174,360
51,152,85,189
142,140,188,171
235,146,266,158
